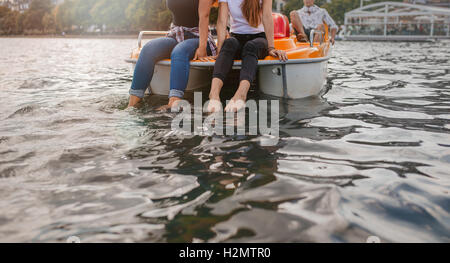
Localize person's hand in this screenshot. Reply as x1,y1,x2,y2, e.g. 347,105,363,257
203,55,218,61
194,47,209,62
296,33,308,42
330,36,335,45
269,49,288,62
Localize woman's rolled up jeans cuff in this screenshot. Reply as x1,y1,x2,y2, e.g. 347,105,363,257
169,89,185,99
129,88,146,98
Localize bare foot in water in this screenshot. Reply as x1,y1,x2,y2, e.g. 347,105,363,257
225,98,246,112
157,97,182,111
207,97,223,113
127,95,142,108
225,88,248,112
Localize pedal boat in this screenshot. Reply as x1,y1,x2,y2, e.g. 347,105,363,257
125,13,332,99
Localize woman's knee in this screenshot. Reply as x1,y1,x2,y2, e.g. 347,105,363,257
242,41,259,57
243,39,267,59
171,48,190,62
243,40,257,51
141,38,171,59
171,41,197,61
142,39,164,53
139,42,162,60
221,37,239,53
140,42,156,59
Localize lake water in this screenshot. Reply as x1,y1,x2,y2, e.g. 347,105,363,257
0,37,449,242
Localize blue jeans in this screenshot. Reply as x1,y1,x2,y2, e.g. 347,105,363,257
129,35,206,99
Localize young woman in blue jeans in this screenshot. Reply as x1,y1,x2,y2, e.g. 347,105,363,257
128,0,217,108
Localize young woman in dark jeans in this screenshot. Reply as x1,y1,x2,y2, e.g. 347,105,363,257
128,0,217,109
208,0,288,112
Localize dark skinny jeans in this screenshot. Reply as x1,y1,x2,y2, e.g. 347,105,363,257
212,32,268,84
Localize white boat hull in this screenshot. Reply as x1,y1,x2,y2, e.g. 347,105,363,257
127,56,331,99
150,64,212,96
258,60,328,99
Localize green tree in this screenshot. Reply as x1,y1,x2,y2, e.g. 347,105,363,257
72,0,97,29
55,0,76,32
125,0,171,31
22,0,53,32
321,0,361,25
90,0,133,32
0,7,21,34
42,10,56,33
282,0,328,16
16,11,25,33
0,6,10,18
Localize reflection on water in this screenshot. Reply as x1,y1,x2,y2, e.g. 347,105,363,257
0,38,449,242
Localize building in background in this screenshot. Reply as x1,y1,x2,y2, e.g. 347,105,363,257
343,1,450,41
0,0,63,12
404,0,450,9
275,0,287,12
0,0,29,12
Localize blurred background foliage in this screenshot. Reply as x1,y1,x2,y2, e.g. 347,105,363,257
0,0,403,35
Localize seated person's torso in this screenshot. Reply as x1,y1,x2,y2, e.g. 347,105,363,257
167,0,199,28
221,0,264,34
298,5,324,29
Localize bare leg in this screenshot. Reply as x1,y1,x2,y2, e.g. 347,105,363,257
290,11,308,42
128,95,142,108
209,37,240,112
208,78,224,112
224,80,250,112
223,37,265,112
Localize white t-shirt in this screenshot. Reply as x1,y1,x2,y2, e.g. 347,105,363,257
219,0,264,34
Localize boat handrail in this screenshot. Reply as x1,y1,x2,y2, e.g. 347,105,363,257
309,30,324,47
137,31,168,49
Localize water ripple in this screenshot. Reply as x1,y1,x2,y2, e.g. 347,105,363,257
0,38,448,242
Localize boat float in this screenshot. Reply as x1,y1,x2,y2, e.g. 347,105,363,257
125,13,332,99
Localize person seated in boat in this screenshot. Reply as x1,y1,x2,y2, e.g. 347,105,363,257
289,0,338,44
128,0,217,108
208,0,288,113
